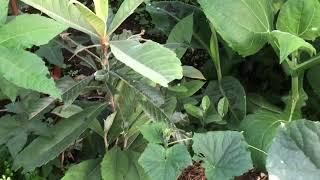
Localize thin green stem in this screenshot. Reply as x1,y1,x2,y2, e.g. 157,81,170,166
247,145,267,155
209,26,222,83
289,53,300,122
295,54,320,72
167,138,193,146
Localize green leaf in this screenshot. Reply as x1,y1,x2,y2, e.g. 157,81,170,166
36,40,65,68
13,104,106,173
101,147,147,180
93,0,108,22
198,0,273,56
21,0,99,37
52,105,83,118
139,122,166,144
0,76,21,101
0,14,67,48
169,80,205,98
217,97,229,117
146,1,210,51
240,111,286,170
201,95,211,112
138,144,192,180
184,104,203,119
74,1,106,37
271,30,316,63
167,13,193,59
0,0,9,25
110,40,183,87
62,159,101,180
0,46,61,99
192,131,253,180
108,0,144,34
205,76,246,125
182,66,205,80
28,97,55,120
247,93,282,114
266,120,320,180
277,0,320,40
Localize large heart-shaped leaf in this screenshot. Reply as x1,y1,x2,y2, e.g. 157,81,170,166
277,0,320,40
0,0,9,25
62,159,101,180
138,144,192,180
198,0,273,56
266,120,320,180
0,14,67,48
108,0,144,34
240,111,286,169
0,46,60,98
21,0,99,37
110,40,183,87
13,104,106,173
192,131,253,180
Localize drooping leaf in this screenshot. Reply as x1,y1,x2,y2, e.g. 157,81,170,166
167,13,193,58
93,0,108,22
36,40,65,68
277,0,320,40
13,104,106,173
138,144,192,180
146,1,210,50
266,120,320,180
108,0,144,34
192,131,253,180
74,1,106,37
0,46,60,99
0,14,67,48
198,0,273,56
240,111,286,169
62,159,101,180
139,122,166,144
205,76,246,125
169,80,205,98
110,40,183,87
21,0,99,37
0,0,9,25
271,30,316,63
101,147,147,180
182,66,205,80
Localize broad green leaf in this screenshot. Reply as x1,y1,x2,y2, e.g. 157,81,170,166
192,131,253,180
0,0,9,25
139,122,166,144
0,76,20,101
0,46,60,99
74,1,106,37
184,104,203,119
101,147,147,180
62,159,101,180
21,0,99,37
0,14,67,48
247,93,282,114
182,66,205,80
277,0,320,40
138,144,192,180
146,1,210,50
167,13,193,59
205,76,246,125
110,40,183,87
266,120,320,180
169,80,205,98
36,40,65,68
240,111,286,170
13,104,106,173
108,0,144,34
198,0,273,56
52,105,83,118
271,30,316,63
93,0,108,21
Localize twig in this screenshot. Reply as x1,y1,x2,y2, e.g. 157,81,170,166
10,0,19,16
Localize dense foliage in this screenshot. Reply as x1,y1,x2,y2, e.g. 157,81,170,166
1,0,320,179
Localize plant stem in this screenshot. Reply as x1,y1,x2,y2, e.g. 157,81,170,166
247,145,267,155
295,54,320,72
289,53,300,122
167,138,192,146
209,26,222,83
